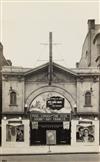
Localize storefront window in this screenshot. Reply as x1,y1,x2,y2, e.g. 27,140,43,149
76,125,95,143
6,125,24,142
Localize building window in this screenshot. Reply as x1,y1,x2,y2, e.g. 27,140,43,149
10,91,17,105
85,91,91,106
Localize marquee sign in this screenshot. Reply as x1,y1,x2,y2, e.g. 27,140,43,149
46,96,64,110
31,113,70,122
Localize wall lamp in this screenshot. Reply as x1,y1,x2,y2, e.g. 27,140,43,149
24,103,28,114
73,104,77,114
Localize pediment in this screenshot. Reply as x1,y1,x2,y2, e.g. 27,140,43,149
24,63,49,82
24,62,77,82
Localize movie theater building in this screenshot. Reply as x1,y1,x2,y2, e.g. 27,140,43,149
1,20,100,152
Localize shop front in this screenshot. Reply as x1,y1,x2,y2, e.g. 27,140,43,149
30,113,71,146
29,91,71,146
1,90,99,153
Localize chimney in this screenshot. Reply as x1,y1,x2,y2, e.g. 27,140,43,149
88,19,95,31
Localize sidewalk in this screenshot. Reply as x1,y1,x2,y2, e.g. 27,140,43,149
0,145,100,155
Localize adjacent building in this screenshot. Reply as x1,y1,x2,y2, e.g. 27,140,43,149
1,20,100,153
0,43,12,146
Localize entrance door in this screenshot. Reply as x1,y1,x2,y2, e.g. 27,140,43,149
46,130,56,145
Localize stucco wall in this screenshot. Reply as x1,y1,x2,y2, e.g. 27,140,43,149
77,78,99,113
2,76,24,112
2,66,99,114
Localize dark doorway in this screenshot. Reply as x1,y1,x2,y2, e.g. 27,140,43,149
30,122,71,146
56,128,71,145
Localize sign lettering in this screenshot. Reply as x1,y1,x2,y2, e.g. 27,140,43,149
46,96,64,110
31,113,70,121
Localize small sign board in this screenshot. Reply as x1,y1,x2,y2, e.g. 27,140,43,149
32,121,38,129
46,96,64,110
63,121,70,129
31,113,70,122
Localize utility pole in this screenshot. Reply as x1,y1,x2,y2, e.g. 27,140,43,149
40,32,62,85
48,32,53,85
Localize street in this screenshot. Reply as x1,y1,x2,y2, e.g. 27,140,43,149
0,154,100,162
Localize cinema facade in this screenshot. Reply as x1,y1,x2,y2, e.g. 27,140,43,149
1,20,100,153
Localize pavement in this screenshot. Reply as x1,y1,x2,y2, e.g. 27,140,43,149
0,145,100,155
0,154,100,162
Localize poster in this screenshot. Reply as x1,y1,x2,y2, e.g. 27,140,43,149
46,130,56,145
6,125,24,142
76,124,95,143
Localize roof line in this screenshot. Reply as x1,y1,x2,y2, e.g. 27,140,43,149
24,61,77,77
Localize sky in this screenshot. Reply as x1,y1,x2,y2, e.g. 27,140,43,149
0,0,100,68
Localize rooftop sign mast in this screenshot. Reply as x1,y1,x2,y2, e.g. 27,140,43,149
48,32,53,85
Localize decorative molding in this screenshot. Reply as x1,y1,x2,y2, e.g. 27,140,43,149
3,74,8,81
93,75,98,82
25,85,76,112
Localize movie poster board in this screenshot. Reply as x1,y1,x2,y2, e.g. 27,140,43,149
71,119,99,146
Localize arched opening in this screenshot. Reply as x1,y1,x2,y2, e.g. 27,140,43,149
93,33,100,62
26,85,76,111
29,91,71,113
10,91,17,105
93,33,100,44
25,86,76,146
85,91,91,106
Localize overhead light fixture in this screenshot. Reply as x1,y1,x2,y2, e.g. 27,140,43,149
3,116,7,120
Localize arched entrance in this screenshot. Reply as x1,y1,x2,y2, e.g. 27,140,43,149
26,86,76,110
25,86,76,146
